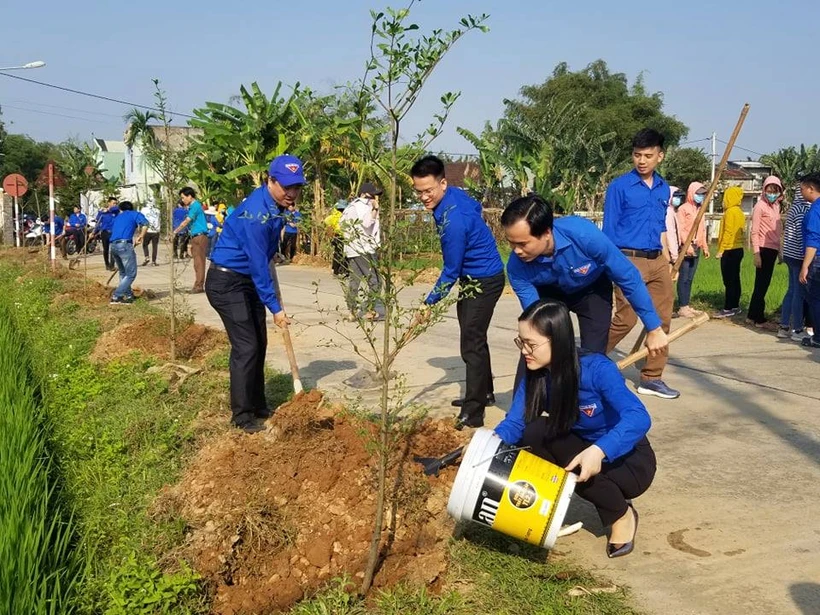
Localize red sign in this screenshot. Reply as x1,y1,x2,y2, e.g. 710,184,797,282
2,174,28,198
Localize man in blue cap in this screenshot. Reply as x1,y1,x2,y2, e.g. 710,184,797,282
206,154,306,433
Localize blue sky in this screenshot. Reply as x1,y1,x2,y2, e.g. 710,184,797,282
1,0,817,159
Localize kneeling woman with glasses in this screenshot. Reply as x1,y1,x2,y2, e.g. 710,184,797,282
494,300,656,558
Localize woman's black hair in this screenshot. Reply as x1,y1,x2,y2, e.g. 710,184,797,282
519,299,579,437
118,201,134,211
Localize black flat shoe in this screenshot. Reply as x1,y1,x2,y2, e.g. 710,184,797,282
451,394,495,408
254,408,274,419
607,504,639,558
454,413,485,431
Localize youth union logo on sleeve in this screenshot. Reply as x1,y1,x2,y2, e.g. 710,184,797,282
572,263,592,276
579,403,597,417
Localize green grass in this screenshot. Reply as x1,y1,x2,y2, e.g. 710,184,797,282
0,263,302,613
0,303,80,614
289,526,637,614
689,250,788,317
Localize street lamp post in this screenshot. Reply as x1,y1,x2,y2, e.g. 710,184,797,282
0,61,46,71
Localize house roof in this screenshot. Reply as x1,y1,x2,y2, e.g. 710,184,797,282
444,161,481,189
94,138,127,153
723,166,753,180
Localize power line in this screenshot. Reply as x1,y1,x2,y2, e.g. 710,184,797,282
0,71,195,120
717,138,765,158
1,104,121,124
5,98,126,119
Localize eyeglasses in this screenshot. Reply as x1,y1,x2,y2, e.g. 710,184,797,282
513,336,549,354
413,183,442,198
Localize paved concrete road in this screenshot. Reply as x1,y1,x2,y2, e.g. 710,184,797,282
86,247,820,615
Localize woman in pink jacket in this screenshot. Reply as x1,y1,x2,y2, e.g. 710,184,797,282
747,176,784,327
675,182,710,318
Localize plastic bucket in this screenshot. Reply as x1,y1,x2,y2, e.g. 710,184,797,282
447,428,576,549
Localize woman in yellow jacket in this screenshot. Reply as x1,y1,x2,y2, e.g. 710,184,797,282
715,186,746,317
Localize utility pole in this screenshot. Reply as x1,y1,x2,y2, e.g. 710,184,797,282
709,132,717,215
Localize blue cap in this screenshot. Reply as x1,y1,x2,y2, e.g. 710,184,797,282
268,155,306,187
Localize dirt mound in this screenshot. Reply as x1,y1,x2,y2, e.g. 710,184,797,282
157,391,469,614
53,279,112,307
91,316,228,363
290,254,329,267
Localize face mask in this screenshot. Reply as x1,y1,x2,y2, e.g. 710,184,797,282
694,194,705,205
765,193,779,204
671,196,682,207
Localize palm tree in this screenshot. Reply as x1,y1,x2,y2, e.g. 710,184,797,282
123,108,160,201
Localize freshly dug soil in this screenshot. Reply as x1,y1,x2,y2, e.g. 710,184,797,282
157,390,470,614
90,316,228,363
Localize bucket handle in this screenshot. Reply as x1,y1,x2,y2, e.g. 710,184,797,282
472,445,532,468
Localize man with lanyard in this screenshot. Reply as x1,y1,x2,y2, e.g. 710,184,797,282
603,128,679,399
109,201,148,305
173,187,209,293
61,205,88,258
502,194,667,355
410,155,505,430
94,197,119,271
206,154,306,433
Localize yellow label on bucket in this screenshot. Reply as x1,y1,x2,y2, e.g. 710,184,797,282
473,448,568,546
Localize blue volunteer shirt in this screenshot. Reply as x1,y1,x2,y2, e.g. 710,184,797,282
187,200,208,235
603,169,670,251
507,216,662,331
206,213,218,237
495,352,651,462
45,215,64,236
68,212,88,228
425,186,504,305
173,206,188,234
110,210,148,242
803,198,820,252
209,185,286,314
284,210,302,234
95,207,119,233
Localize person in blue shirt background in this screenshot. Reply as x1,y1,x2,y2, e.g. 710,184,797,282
206,154,306,433
798,172,820,348
108,201,148,305
495,300,655,559
44,214,65,248
61,204,88,258
205,205,220,258
502,194,667,356
603,128,679,400
94,197,119,271
172,200,190,260
410,155,505,430
280,204,302,262
173,187,209,293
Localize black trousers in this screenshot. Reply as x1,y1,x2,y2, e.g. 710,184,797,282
537,274,613,353
458,272,505,420
521,417,656,527
142,232,160,263
173,233,189,259
282,233,297,260
748,247,778,323
205,268,268,426
331,235,348,276
100,230,112,268
720,248,744,310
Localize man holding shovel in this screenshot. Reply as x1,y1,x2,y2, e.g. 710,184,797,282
206,155,306,433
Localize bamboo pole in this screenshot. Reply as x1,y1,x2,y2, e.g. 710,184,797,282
627,103,750,355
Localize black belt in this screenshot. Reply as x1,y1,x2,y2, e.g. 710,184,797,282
209,264,249,277
112,239,132,244
621,248,661,259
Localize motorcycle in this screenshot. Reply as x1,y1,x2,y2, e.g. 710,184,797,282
24,218,45,247
64,226,98,256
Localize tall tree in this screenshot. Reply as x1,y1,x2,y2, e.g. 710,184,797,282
661,147,712,189
761,144,820,193
123,108,160,201
506,60,688,161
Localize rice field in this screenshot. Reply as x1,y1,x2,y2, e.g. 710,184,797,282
0,305,79,614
